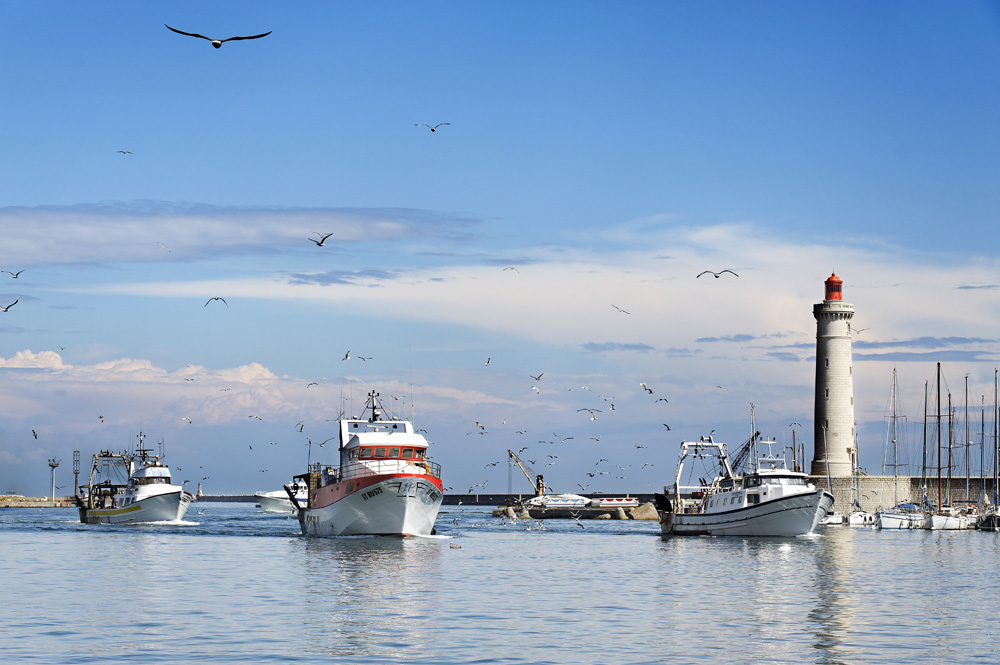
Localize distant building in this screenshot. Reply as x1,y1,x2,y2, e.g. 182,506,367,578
812,272,855,477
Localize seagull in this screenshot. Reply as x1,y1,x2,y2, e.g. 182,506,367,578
182,417,192,424
663,424,672,430
32,429,37,439
415,123,450,132
342,350,350,361
357,356,372,361
697,269,739,279
655,398,669,403
485,357,491,366
553,433,574,443
309,232,333,246
611,304,630,314
165,24,272,48
640,382,653,394
306,382,318,388
116,150,133,155
503,267,520,274
249,415,262,420
157,241,171,252
530,373,544,381
3,270,24,278
0,300,17,312
205,297,228,307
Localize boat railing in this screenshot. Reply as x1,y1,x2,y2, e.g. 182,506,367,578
307,459,442,483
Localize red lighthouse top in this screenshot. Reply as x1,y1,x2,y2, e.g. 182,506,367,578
824,272,843,301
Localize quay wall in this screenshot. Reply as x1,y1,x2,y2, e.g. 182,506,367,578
808,475,995,513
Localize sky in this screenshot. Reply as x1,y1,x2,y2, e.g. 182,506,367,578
1,2,1000,498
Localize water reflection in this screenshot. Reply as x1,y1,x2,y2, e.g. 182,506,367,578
807,528,857,665
292,536,443,661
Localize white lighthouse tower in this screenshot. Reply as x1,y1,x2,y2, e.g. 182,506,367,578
812,272,855,478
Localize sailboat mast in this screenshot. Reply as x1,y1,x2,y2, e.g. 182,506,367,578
947,391,953,506
891,368,899,507
922,381,928,497
936,362,942,512
965,375,970,503
994,368,998,510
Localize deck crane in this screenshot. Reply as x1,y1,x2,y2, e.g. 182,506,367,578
507,449,546,496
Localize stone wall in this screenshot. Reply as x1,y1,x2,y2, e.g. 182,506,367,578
808,475,994,513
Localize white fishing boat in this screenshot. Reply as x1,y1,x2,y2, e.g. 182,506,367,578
255,482,307,513
77,433,194,524
656,429,834,537
523,493,591,508
294,391,443,536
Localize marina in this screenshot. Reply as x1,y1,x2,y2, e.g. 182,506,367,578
4,501,1000,665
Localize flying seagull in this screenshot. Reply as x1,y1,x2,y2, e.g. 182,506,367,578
415,123,450,132
116,150,133,155
205,297,228,307
0,300,17,312
697,269,739,279
165,24,272,48
309,232,333,246
530,373,544,381
611,304,630,314
2,270,23,278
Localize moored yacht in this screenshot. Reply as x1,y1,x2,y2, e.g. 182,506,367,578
77,433,194,524
293,391,443,536
655,431,833,537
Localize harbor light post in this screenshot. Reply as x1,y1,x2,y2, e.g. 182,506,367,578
48,458,60,504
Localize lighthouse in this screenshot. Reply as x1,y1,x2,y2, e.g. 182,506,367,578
812,272,855,477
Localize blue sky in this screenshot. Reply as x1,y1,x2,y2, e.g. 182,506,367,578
1,2,1000,497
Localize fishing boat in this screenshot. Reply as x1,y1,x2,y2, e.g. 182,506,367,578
655,424,834,537
255,482,307,513
77,433,194,524
293,391,443,536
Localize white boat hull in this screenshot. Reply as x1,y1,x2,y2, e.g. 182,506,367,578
255,490,306,513
299,475,442,537
847,510,875,527
80,490,193,525
923,512,972,530
876,510,922,530
661,489,833,537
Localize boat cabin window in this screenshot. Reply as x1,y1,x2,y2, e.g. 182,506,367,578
357,446,426,460
133,477,168,485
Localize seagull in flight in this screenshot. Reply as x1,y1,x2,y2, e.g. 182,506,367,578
205,297,228,307
3,270,24,278
503,266,520,274
530,373,544,381
640,382,653,394
611,304,630,314
415,123,450,132
697,269,739,279
342,350,350,361
116,150,133,155
165,24,272,48
309,232,333,246
157,242,171,252
0,300,17,312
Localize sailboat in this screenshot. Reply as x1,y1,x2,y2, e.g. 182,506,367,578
977,369,1000,530
846,429,875,527
923,363,973,530
876,368,922,529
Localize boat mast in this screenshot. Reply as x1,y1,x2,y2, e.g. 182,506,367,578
947,391,953,507
936,362,942,512
891,368,898,507
994,368,998,511
965,374,970,503
921,380,928,501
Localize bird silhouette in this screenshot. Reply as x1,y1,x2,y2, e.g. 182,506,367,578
116,150,132,155
697,269,739,279
640,382,653,394
415,123,450,132
205,297,228,307
611,304,630,314
530,373,544,381
3,270,24,278
0,300,17,312
309,232,333,246
165,24,271,48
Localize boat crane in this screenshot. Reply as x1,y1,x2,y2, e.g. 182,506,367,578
507,449,546,496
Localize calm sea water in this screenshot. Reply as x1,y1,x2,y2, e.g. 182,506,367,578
2,503,999,665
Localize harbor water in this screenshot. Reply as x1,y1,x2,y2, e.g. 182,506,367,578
2,503,999,664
